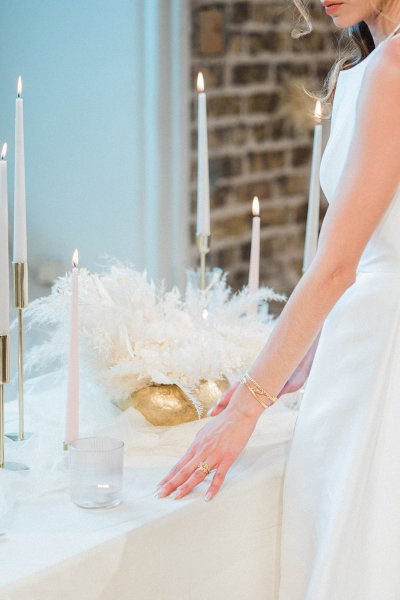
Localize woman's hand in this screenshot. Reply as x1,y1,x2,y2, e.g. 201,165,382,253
154,392,262,502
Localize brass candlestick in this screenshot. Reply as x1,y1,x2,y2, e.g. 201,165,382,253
196,234,210,290
0,334,28,470
0,335,10,468
7,262,31,443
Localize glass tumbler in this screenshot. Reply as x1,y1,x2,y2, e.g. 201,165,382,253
69,437,124,509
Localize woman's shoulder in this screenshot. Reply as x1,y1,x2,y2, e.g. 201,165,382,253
365,35,400,88
357,36,400,135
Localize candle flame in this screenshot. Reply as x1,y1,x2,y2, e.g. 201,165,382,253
252,196,260,217
0,143,7,161
197,72,205,93
72,249,79,268
314,100,322,123
17,76,22,98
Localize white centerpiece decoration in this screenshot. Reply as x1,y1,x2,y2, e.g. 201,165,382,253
25,263,286,425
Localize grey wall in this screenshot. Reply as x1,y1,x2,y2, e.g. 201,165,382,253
0,0,145,295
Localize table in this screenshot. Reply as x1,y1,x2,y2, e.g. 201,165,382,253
0,372,297,600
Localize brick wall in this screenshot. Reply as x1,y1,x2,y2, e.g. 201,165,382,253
190,0,338,313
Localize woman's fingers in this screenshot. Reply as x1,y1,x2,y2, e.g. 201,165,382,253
172,457,217,499
156,455,204,498
204,461,230,501
155,447,196,491
159,456,231,501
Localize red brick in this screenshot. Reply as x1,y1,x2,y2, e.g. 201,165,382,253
232,64,269,85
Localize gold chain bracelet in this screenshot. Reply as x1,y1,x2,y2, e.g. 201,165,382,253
240,372,279,410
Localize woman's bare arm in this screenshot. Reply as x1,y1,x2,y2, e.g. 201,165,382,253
230,39,400,419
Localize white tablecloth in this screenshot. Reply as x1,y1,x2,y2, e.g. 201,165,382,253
0,373,297,600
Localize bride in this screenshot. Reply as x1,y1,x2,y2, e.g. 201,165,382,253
155,1,400,597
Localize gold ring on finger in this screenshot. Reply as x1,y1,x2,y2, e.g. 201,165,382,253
197,461,211,475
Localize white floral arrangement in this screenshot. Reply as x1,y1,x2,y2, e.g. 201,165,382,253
25,263,286,408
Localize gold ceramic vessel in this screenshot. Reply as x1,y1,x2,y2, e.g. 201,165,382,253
118,378,230,426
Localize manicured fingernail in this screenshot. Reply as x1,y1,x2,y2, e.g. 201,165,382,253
204,492,212,502
207,407,215,416
154,487,166,498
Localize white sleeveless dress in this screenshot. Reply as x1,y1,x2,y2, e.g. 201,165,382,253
278,28,400,600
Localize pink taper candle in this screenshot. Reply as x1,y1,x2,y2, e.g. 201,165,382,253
65,249,79,446
248,196,260,293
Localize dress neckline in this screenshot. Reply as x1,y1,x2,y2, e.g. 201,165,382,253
339,22,400,78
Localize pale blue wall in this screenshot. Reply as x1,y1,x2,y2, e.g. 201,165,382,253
0,0,144,287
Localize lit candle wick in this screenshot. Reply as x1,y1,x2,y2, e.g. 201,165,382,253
249,196,261,299
197,71,205,93
252,196,260,218
72,248,79,269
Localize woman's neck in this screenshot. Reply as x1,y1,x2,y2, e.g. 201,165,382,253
366,13,400,47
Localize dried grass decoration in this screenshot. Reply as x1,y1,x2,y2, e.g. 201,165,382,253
25,264,286,426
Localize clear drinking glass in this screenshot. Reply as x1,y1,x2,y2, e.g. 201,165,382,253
69,437,124,509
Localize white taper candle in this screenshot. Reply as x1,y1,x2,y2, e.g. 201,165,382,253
196,72,210,236
303,100,323,272
13,76,27,264
0,144,9,335
249,196,260,294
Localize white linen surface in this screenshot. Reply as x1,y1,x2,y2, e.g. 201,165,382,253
0,372,297,600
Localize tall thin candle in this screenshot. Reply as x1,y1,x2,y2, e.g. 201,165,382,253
303,100,322,272
0,144,9,335
65,249,79,447
196,72,210,236
14,76,27,264
249,196,260,294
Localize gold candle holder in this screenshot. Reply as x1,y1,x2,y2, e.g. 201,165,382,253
0,335,10,468
196,234,210,290
7,262,31,443
0,334,28,470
